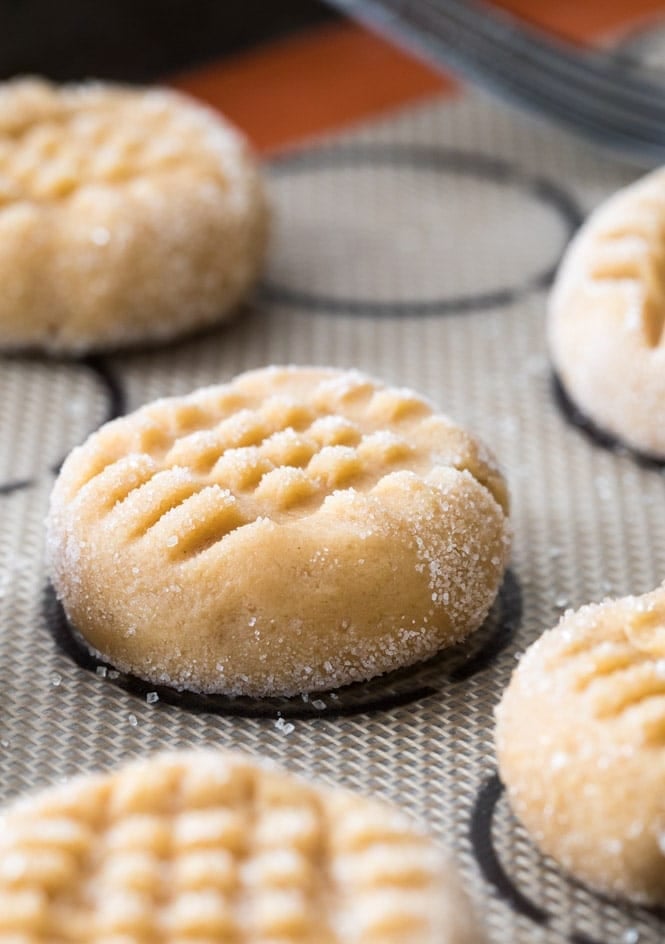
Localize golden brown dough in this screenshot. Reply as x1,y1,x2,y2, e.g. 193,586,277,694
496,583,665,904
0,78,268,353
549,168,665,457
47,366,510,696
0,749,486,943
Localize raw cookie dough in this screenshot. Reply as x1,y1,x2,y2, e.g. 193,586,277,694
47,366,510,696
0,78,268,353
549,167,665,457
496,583,665,904
0,749,486,943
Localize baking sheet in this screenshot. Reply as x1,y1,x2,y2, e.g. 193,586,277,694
1,86,663,943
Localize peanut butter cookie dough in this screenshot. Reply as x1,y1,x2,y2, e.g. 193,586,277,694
0,78,268,353
47,366,510,696
0,749,486,943
496,584,665,904
549,168,665,458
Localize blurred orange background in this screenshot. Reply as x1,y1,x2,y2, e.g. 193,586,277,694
171,0,665,154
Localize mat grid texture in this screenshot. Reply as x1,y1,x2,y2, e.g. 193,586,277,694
1,88,663,943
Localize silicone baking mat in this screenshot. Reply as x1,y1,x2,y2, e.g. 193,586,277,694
2,50,665,944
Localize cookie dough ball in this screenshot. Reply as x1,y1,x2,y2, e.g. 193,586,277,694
549,168,665,457
0,749,486,943
0,78,268,354
47,366,510,696
496,584,665,904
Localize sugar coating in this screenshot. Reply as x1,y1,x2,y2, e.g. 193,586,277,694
47,366,510,696
0,78,268,353
549,167,665,456
0,750,485,943
496,583,665,904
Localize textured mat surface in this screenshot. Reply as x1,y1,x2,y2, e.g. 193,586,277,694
1,88,663,943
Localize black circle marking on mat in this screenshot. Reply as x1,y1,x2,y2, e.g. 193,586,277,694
50,356,127,476
470,772,665,943
552,371,665,469
0,354,127,495
449,568,521,683
470,773,549,926
265,144,583,317
0,477,34,497
42,569,521,720
84,355,127,426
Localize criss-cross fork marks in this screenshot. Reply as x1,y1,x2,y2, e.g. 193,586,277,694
559,633,665,743
0,80,227,207
0,753,445,943
590,194,665,347
70,378,454,561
